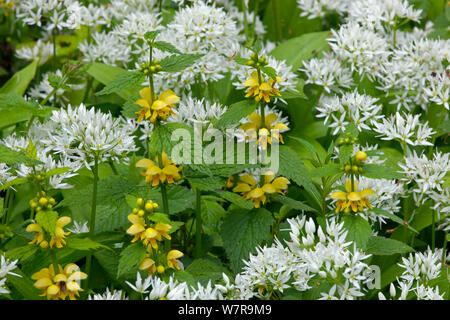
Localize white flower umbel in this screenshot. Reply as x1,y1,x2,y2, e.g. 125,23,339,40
67,220,89,234
89,288,126,300
372,112,435,148
41,104,138,169
15,39,53,65
0,255,20,295
317,91,382,135
297,0,349,19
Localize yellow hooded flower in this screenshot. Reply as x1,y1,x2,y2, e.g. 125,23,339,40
135,88,179,123
240,112,289,147
150,90,179,123
32,263,87,300
126,214,146,242
49,216,71,249
243,71,282,103
136,152,182,186
330,179,375,213
26,223,48,248
139,256,157,275
167,250,183,270
233,172,290,208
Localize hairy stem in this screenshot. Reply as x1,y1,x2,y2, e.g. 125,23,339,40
194,188,202,258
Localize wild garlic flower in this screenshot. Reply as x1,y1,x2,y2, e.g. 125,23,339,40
89,288,126,300
15,39,53,65
40,104,138,169
297,0,349,19
78,31,131,66
372,112,435,147
317,91,383,135
0,255,20,295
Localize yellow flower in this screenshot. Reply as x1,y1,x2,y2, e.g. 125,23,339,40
155,222,172,241
26,223,48,248
139,256,157,275
150,90,179,123
32,263,87,300
126,214,146,242
233,172,290,208
240,112,289,146
330,179,375,213
167,250,183,270
26,216,71,249
135,88,179,123
142,223,172,250
243,71,282,103
49,216,71,248
136,152,182,186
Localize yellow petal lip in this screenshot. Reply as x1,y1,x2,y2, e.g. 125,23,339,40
359,189,375,198
136,158,154,168
135,99,151,109
34,278,53,289
347,192,361,201
331,191,347,200
139,258,155,270
167,250,183,260
240,174,257,186
159,90,180,104
233,183,252,193
140,87,153,102
262,183,277,194
26,223,43,233
248,187,264,199
57,216,71,227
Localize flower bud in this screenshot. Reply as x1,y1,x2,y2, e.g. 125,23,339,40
157,265,165,274
137,198,144,206
355,151,367,162
145,202,154,211
138,209,145,217
352,165,359,173
39,197,48,207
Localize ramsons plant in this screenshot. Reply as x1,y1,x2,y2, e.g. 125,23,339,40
0,0,448,301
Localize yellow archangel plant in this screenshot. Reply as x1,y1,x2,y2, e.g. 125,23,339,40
135,88,179,123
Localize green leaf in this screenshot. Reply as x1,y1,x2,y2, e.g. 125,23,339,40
215,99,257,129
117,243,147,277
153,41,182,54
159,54,203,72
308,163,342,178
0,144,42,166
202,199,227,225
275,194,318,213
279,89,306,100
213,190,253,210
6,268,44,300
44,167,72,178
87,63,139,100
148,212,172,224
221,208,273,271
185,259,229,286
96,71,144,97
0,60,38,95
270,31,330,69
0,177,28,192
342,215,372,250
370,208,419,234
144,30,160,41
148,122,191,156
35,210,58,237
361,164,404,179
66,236,111,251
5,245,38,262
133,185,195,215
338,144,353,165
365,236,414,255
260,66,277,80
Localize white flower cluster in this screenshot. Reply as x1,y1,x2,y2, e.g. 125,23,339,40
0,255,20,295
380,248,445,300
15,39,53,65
372,112,435,148
399,151,449,226
301,0,449,120
297,0,349,19
316,91,382,135
38,104,139,169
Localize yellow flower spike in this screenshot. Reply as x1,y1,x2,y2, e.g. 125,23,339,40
150,90,179,123
240,111,289,147
126,214,146,242
233,173,290,208
136,152,182,187
50,216,71,249
167,250,183,270
32,263,86,300
330,179,375,214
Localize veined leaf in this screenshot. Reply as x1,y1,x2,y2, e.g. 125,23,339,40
365,236,414,255
0,60,38,95
153,41,181,54
159,54,203,72
117,243,147,277
35,210,58,237
96,71,144,97
215,99,257,129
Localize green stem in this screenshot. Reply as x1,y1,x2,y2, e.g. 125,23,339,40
442,231,448,263
1,189,10,225
272,0,282,42
431,210,435,251
108,159,118,175
83,76,93,104
252,0,260,39
194,188,202,258
49,249,59,270
4,190,13,225
241,0,249,42
158,153,170,215
52,28,57,71
85,156,99,289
